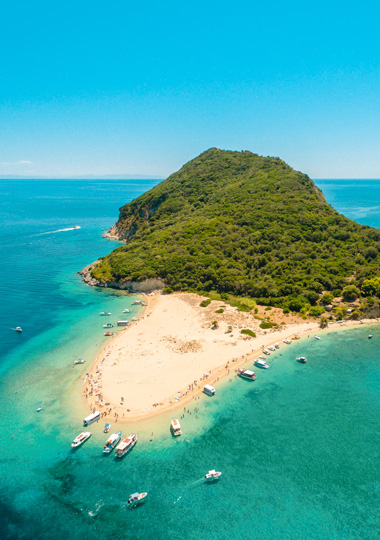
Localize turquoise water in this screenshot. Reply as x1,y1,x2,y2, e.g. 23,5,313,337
1,179,380,539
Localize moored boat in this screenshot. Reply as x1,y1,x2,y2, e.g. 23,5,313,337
103,431,122,454
131,300,143,305
74,358,85,365
292,335,300,340
203,384,216,396
104,423,111,433
123,309,130,313
275,343,280,349
83,410,100,426
262,349,270,355
128,492,148,505
283,339,291,344
171,419,182,436
71,431,92,448
205,470,222,481
314,335,321,340
238,368,256,380
296,356,307,363
99,311,111,316
369,334,373,339
117,320,129,326
103,323,113,328
36,406,42,412
115,433,138,457
268,345,275,352
104,331,113,336
254,359,269,369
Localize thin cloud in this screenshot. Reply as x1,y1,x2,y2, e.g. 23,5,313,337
0,160,33,165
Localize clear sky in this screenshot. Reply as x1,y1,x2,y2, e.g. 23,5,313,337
1,0,380,178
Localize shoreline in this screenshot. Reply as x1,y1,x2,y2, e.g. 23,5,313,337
82,291,380,425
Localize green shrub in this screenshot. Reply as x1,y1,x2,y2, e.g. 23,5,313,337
259,321,273,329
200,299,211,307
308,305,325,317
241,329,256,337
215,308,224,314
163,287,173,294
283,307,290,314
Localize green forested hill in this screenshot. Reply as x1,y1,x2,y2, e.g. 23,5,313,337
90,148,380,309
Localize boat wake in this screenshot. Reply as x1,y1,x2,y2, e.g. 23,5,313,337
31,226,81,237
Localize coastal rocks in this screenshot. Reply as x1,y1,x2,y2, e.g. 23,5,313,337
78,261,165,292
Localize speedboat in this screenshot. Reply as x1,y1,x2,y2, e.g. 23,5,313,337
103,431,122,454
15,327,22,333
369,335,373,339
71,432,92,448
268,345,275,352
104,423,111,433
262,349,270,355
36,406,42,413
131,300,143,305
115,433,138,458
296,357,307,363
103,323,113,328
238,368,256,381
73,225,81,229
258,355,266,360
104,331,113,336
99,312,111,316
283,339,291,344
314,335,321,340
292,335,300,340
128,492,148,505
255,359,269,369
171,419,182,436
74,358,85,365
205,470,222,481
123,309,130,313
275,343,280,349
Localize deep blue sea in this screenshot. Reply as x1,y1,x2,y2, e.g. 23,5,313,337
1,178,380,540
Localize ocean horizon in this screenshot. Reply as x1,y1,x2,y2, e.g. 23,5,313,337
1,178,380,539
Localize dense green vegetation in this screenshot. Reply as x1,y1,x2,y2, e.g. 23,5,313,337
241,329,256,337
92,148,380,310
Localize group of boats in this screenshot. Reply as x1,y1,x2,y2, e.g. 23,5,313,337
71,426,138,458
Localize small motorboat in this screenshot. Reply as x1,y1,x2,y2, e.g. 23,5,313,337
123,309,130,313
104,331,113,336
103,323,113,328
128,492,148,505
205,470,222,481
314,335,321,340
74,358,85,365
15,327,22,333
274,343,280,349
71,432,92,448
262,349,271,355
369,335,373,339
283,339,291,345
36,406,42,413
104,423,111,433
296,357,307,363
99,312,111,316
255,359,269,369
292,335,300,340
268,345,275,352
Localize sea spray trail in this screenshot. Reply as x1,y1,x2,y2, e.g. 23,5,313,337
31,226,81,236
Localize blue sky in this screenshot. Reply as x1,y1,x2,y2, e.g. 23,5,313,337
1,0,379,178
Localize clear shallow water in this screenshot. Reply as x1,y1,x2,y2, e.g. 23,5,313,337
1,179,380,539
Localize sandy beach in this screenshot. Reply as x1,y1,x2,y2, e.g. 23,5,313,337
82,292,329,422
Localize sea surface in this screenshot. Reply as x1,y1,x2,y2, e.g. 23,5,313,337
0,178,380,540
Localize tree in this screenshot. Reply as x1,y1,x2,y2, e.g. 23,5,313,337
341,285,360,302
320,292,334,304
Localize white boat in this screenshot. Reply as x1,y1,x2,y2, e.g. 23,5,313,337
314,335,321,340
15,327,22,333
128,492,148,505
73,225,81,229
203,384,215,396
103,323,113,328
369,335,373,339
103,431,122,454
262,349,270,355
171,419,182,436
205,470,222,480
268,345,275,352
123,309,130,313
83,410,100,426
115,433,138,458
238,368,256,381
99,312,111,316
296,356,307,363
36,406,42,413
275,343,280,349
74,358,85,365
71,431,92,448
131,317,138,321
283,339,291,344
104,423,111,433
131,300,143,305
254,359,268,369
117,320,129,326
